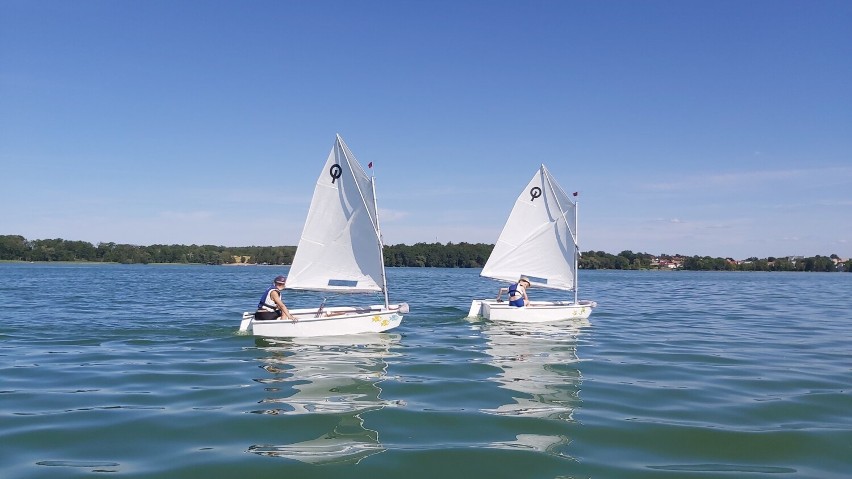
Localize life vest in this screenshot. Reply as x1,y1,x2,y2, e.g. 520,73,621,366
508,282,524,300
257,286,279,311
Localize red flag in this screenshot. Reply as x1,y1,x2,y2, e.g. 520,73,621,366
368,162,373,169
572,191,578,197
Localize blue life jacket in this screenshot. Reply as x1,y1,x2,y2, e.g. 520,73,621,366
257,286,279,311
508,282,526,307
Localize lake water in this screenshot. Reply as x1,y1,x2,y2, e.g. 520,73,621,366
1,263,850,478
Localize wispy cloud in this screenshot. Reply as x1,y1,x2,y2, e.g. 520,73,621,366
643,166,852,192
378,208,409,222
814,199,852,207
158,210,215,221
647,216,752,231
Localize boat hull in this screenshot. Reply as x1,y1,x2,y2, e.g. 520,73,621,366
240,304,406,338
468,299,596,323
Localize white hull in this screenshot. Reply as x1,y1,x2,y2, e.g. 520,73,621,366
240,304,406,338
468,299,596,323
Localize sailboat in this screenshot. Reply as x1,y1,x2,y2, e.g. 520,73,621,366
468,164,596,323
239,134,408,337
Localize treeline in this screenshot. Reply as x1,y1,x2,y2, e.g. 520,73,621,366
582,250,850,272
384,242,493,267
0,235,491,267
0,235,295,265
1,235,849,272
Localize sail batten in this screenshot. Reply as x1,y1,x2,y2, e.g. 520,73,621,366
481,165,578,292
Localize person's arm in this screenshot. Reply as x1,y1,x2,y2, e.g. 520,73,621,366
496,287,508,301
272,290,296,321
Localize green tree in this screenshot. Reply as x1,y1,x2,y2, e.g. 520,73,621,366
0,235,29,260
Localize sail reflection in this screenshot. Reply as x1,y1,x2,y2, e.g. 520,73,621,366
481,320,587,418
480,320,588,454
248,333,401,464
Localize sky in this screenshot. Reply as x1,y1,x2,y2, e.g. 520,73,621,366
1,0,850,260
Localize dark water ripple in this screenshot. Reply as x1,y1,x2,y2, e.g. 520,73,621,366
1,264,851,478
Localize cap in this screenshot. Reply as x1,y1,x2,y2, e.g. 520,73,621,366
273,275,287,284
519,276,530,284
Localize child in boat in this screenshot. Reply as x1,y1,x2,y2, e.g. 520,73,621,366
254,275,297,321
495,276,530,307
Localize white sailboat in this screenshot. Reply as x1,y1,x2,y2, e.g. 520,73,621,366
240,134,408,337
468,164,596,323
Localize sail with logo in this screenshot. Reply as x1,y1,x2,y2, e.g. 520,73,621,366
240,134,408,337
468,164,596,322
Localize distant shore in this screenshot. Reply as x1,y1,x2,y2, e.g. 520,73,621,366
1,235,849,272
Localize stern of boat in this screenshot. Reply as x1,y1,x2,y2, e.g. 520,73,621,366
467,300,484,318
238,312,254,334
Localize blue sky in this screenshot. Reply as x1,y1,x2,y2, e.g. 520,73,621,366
2,0,850,259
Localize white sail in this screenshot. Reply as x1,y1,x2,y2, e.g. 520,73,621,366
481,164,578,291
286,134,384,293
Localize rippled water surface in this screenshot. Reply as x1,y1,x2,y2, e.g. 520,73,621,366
1,264,850,478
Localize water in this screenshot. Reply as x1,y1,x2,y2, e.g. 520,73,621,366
1,264,850,478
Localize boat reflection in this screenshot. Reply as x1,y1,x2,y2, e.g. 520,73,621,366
480,319,589,454
248,333,401,464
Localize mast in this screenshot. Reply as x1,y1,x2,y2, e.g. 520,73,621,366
371,170,390,309
574,197,579,305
